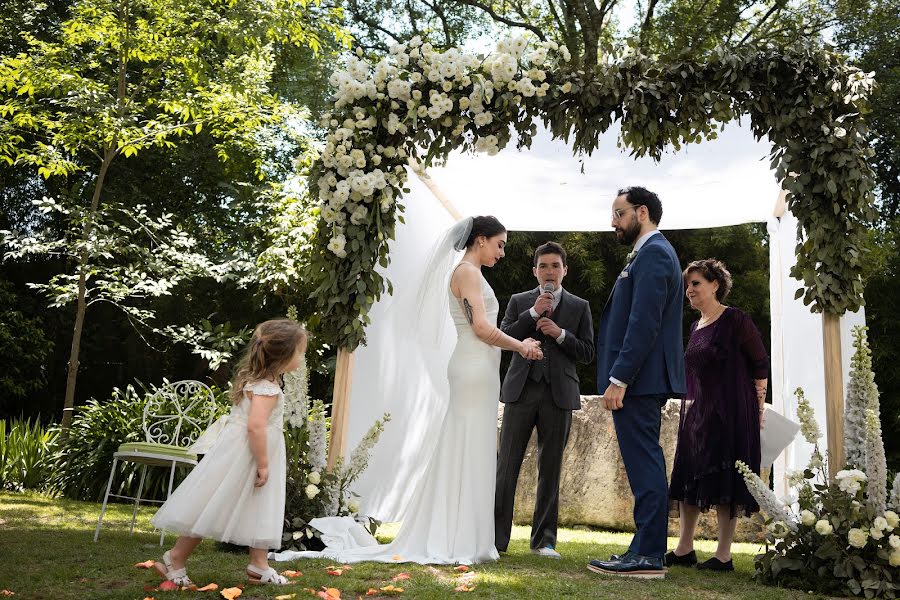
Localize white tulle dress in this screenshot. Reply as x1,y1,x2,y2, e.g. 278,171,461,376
150,379,286,549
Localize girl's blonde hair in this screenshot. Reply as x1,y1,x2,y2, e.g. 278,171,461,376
230,319,309,404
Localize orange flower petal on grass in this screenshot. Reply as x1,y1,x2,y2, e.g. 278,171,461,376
196,583,219,591
220,587,242,599
157,581,179,591
453,565,470,572
275,595,297,600
379,584,404,594
453,584,476,592
316,587,341,599
134,560,156,569
391,573,411,582
281,570,303,578
365,590,379,597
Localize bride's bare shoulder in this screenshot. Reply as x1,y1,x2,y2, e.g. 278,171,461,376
450,261,480,295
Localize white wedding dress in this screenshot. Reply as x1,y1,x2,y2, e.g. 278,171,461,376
273,268,501,565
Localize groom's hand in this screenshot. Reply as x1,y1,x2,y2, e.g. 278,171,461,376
535,317,562,339
602,382,625,410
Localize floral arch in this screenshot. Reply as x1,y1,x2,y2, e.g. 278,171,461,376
305,35,876,468
307,35,876,352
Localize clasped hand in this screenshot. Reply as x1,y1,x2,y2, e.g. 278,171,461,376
519,337,543,360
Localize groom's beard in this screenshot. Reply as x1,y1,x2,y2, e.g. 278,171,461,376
616,220,641,246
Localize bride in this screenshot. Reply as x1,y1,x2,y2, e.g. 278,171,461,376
282,216,542,565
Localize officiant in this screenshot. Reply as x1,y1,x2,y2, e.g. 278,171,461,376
494,242,595,559
666,258,769,572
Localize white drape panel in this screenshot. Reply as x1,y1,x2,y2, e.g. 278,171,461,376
347,173,459,521
768,209,865,496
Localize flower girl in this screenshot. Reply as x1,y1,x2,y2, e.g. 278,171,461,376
149,319,308,586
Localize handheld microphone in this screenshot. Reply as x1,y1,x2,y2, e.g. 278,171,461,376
540,282,555,318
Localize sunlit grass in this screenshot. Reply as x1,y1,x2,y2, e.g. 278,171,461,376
0,491,832,599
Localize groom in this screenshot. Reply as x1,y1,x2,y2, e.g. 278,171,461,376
588,186,686,579
495,242,595,559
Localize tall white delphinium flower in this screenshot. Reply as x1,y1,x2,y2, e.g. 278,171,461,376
736,460,798,531
307,400,328,472
795,388,821,445
339,413,391,484
283,354,310,429
866,408,888,515
845,326,878,468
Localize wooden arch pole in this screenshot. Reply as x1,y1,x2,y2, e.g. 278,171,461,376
326,348,355,469
325,159,464,470
823,313,845,478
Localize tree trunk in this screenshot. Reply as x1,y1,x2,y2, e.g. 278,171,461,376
60,150,115,435
60,0,128,435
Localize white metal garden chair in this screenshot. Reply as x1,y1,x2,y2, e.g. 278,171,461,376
93,380,217,545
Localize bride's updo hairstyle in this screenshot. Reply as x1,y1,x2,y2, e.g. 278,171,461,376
464,216,506,248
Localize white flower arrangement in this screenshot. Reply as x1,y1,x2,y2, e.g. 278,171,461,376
738,354,900,597
315,34,571,257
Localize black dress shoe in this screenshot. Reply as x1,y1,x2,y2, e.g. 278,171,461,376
696,557,734,571
587,554,666,579
664,549,698,567
609,550,636,562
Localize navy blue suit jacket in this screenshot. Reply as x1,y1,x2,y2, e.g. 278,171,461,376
596,233,686,397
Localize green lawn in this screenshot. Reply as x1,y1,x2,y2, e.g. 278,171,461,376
0,491,831,599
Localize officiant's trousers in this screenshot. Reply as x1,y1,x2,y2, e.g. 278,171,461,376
494,378,571,551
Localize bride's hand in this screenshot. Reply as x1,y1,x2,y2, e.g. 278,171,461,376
519,338,543,360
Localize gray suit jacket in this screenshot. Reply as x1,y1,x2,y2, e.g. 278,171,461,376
500,288,595,410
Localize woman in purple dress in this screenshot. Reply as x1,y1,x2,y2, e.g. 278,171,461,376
666,259,769,572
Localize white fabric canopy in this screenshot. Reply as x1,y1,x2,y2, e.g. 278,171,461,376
344,121,863,520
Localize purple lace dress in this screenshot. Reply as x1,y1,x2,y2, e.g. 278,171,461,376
668,307,769,518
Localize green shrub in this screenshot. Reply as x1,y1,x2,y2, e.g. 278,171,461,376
52,380,229,502
0,416,59,491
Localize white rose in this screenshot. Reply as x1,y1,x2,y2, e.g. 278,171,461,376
871,527,885,540
348,500,360,513
889,534,900,549
886,511,900,529
800,510,816,527
815,519,833,535
834,127,847,138
305,484,320,499
848,527,868,548
307,471,321,485
875,516,889,531
561,82,572,93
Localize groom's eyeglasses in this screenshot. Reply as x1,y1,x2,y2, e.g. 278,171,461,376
612,205,642,220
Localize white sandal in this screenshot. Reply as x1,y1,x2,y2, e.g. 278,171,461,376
153,551,193,587
246,564,289,585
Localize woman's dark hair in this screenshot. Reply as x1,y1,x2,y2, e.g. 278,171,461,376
465,215,506,248
683,258,733,302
